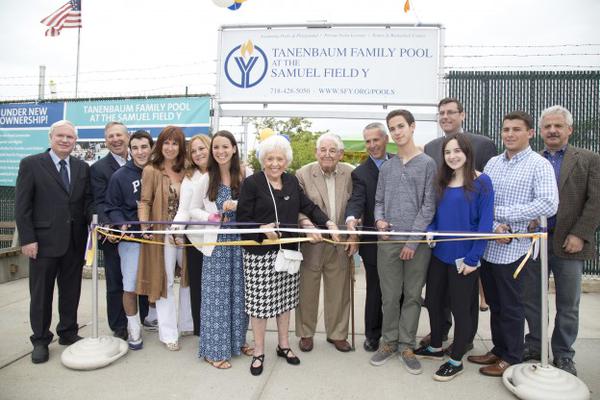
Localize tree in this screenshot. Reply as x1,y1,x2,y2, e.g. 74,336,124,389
247,117,328,174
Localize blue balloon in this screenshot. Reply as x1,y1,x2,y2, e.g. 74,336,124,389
280,134,290,142
228,2,242,10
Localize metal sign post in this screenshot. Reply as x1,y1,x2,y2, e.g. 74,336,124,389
61,215,128,370
502,216,590,400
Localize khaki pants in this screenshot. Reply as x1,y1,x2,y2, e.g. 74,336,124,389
378,243,431,350
295,243,351,340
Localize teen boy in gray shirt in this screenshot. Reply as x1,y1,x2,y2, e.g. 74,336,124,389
370,109,437,375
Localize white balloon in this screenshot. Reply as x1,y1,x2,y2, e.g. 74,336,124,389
212,0,235,7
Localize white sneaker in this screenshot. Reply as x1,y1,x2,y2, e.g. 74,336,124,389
128,330,143,350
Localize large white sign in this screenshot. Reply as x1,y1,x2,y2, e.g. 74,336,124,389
217,25,442,105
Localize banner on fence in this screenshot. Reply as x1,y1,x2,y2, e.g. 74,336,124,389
0,96,211,186
66,97,211,139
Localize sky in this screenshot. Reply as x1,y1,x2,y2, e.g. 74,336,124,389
1,0,599,143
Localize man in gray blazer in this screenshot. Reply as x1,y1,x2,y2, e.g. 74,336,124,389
523,105,600,376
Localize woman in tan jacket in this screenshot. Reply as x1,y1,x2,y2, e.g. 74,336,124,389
136,126,193,351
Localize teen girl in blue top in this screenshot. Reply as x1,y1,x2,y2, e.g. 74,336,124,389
415,133,494,381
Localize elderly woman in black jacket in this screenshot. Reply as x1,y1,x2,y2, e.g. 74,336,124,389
237,135,339,376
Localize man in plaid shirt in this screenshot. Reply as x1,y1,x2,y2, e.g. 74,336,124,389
467,111,558,377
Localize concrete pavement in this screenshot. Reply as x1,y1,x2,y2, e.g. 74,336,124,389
0,267,598,400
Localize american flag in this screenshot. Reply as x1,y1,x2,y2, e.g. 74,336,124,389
40,0,82,37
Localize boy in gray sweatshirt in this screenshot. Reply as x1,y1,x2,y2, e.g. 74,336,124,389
370,109,437,375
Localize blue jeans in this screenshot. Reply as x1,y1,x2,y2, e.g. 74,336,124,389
523,235,583,360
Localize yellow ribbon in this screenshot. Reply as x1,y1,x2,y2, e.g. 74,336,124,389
96,227,545,248
513,236,540,279
93,227,546,279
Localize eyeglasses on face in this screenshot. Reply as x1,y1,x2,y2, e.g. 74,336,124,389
437,110,461,117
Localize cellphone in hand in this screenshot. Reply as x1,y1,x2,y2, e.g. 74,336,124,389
455,258,464,272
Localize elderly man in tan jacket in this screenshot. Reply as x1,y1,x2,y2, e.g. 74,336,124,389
295,133,354,352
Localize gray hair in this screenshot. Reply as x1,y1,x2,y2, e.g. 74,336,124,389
48,120,78,139
363,122,387,137
104,121,128,135
258,135,293,168
539,105,573,128
316,132,344,151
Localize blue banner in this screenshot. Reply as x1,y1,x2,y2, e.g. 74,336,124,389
77,126,210,140
0,97,212,186
66,97,210,130
0,129,52,186
0,103,64,128
0,103,64,186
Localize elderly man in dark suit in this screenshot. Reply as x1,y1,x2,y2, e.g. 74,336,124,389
345,122,391,352
422,97,498,353
90,122,151,340
523,105,600,376
16,120,93,363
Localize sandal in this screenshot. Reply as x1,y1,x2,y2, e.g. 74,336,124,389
241,343,254,356
206,358,232,370
250,354,264,376
276,346,300,365
165,341,180,351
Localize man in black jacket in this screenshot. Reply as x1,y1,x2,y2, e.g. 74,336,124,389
90,121,150,339
345,122,391,352
424,98,497,172
16,120,93,363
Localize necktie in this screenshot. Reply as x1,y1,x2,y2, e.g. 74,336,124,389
59,159,70,191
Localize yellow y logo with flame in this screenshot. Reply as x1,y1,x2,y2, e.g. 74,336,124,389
240,40,254,57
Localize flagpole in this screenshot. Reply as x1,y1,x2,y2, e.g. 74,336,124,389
75,26,81,98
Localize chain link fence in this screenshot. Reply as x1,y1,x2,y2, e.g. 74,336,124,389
448,70,600,275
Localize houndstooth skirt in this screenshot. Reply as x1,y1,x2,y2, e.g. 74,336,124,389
243,249,300,319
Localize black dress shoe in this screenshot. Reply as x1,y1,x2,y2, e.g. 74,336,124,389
522,347,541,362
31,345,49,364
276,346,300,365
58,335,83,345
113,328,128,341
250,354,265,376
363,339,379,352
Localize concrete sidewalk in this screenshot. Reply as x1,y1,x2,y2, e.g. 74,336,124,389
0,268,598,400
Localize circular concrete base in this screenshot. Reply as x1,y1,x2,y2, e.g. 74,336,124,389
503,363,590,400
61,336,128,370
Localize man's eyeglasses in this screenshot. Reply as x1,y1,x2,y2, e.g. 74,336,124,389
437,110,460,117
